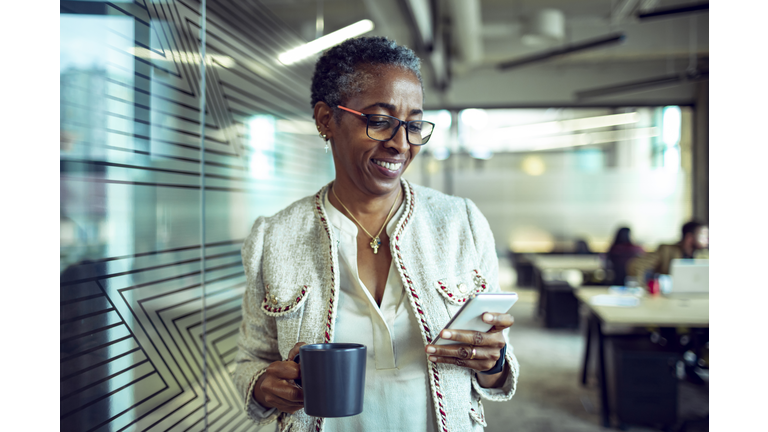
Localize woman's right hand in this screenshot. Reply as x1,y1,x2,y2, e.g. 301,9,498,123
253,342,306,414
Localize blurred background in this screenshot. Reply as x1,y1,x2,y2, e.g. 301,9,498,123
59,0,709,431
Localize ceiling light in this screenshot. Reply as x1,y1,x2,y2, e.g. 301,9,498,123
489,112,639,141
276,119,317,135
278,19,375,65
529,127,659,151
128,47,235,68
478,126,658,153
521,155,546,176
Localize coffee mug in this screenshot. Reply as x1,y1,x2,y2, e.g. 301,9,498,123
293,343,366,417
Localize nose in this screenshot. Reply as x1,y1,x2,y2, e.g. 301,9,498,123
384,121,410,153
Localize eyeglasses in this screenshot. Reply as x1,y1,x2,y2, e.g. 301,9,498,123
336,105,435,146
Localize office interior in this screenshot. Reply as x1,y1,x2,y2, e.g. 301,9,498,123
59,0,712,431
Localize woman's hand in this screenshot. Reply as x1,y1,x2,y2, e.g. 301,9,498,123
253,342,306,414
424,312,514,388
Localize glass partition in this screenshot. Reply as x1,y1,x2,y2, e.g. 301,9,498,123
61,1,333,430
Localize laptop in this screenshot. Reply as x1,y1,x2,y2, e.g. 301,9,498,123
664,259,709,295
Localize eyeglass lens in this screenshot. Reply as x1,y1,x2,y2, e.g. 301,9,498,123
366,115,434,145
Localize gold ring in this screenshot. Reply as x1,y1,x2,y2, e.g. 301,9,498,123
469,347,476,360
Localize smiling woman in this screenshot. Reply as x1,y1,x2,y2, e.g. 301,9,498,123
232,36,520,432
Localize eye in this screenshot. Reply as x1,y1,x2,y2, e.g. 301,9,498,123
368,116,393,130
408,122,424,133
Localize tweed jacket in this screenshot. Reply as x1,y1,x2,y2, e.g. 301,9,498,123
233,180,519,432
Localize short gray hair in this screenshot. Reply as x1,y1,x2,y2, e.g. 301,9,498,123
310,36,423,117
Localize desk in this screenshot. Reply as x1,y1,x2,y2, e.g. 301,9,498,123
529,254,604,272
576,288,709,428
528,255,604,326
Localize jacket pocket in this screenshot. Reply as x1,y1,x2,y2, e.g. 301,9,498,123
261,283,312,317
434,269,490,306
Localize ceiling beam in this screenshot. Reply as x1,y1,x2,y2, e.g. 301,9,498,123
498,33,626,71
637,2,709,20
575,69,708,100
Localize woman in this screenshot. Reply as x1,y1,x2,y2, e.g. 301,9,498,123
233,36,518,432
607,226,645,286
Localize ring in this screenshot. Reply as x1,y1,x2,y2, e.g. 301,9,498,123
469,347,476,360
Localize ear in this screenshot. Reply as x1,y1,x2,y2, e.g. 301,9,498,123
314,102,334,138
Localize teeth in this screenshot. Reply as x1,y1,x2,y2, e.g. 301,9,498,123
374,160,402,171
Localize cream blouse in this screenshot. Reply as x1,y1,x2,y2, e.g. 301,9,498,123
323,189,435,432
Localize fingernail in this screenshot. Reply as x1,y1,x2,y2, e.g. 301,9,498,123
442,330,452,339
483,313,494,323
429,356,437,362
426,346,436,354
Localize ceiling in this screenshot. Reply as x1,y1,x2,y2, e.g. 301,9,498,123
259,0,709,109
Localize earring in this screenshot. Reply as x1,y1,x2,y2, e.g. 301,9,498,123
319,131,329,153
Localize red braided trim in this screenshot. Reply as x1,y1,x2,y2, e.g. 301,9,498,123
392,184,448,432
472,269,489,292
312,190,339,432
261,285,309,315
435,269,489,304
314,191,337,346
470,406,486,424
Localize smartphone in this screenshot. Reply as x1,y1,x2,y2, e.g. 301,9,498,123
433,292,518,346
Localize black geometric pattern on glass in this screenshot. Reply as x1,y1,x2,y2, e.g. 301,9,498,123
61,0,331,430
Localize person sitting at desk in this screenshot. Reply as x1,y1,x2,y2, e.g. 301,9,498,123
607,227,644,286
627,220,708,286
627,220,709,384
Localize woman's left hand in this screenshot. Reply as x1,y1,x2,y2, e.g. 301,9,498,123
424,312,513,378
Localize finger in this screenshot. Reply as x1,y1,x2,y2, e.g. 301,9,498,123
263,391,305,411
287,342,307,362
438,329,505,348
481,313,514,332
426,345,500,362
269,380,304,403
427,354,498,373
266,361,302,380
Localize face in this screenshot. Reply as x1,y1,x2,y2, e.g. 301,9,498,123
695,226,709,249
320,65,424,198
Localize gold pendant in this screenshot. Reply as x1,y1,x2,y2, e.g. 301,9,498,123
370,237,381,254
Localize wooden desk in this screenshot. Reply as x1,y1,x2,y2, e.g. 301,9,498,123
575,288,709,328
576,287,709,428
529,255,603,272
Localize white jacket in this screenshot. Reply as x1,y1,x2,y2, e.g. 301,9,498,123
233,180,519,432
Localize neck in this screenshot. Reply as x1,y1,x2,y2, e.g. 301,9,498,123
681,239,695,256
329,179,403,234
330,179,402,216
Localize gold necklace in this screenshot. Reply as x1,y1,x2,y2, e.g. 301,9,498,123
332,184,402,254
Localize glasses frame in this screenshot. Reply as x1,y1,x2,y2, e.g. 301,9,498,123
335,105,435,146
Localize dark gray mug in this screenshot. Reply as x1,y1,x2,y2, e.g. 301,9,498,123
293,343,366,417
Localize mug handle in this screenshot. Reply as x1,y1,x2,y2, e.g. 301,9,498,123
292,354,302,388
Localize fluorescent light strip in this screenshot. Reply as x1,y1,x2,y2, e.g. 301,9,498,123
278,19,375,65
483,126,659,152
530,127,659,151
276,119,318,135
128,47,236,68
491,112,639,139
